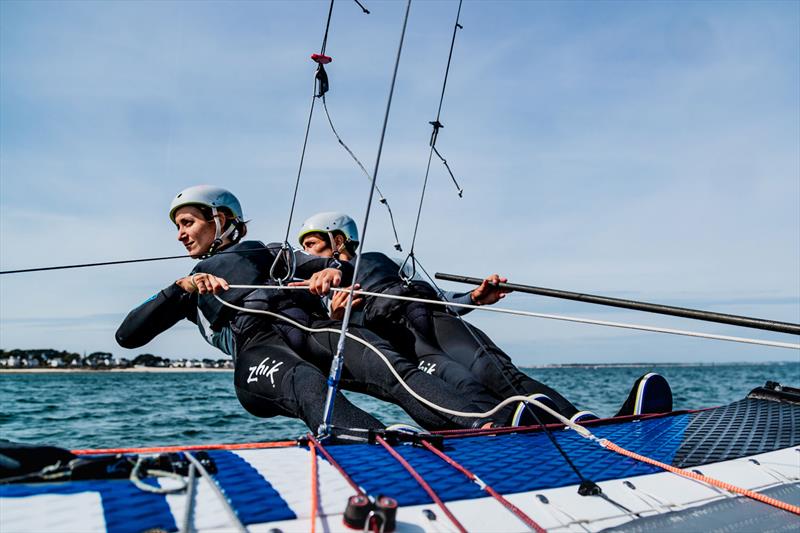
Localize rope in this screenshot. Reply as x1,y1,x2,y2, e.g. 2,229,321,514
320,95,403,251
420,440,546,532
128,456,188,495
213,293,591,433
403,0,465,273
306,433,366,495
184,452,249,533
320,0,413,436
309,438,319,533
600,439,800,515
0,254,192,275
412,258,596,485
375,435,467,533
214,292,800,516
180,462,199,533
227,285,800,350
71,440,296,455
275,0,337,283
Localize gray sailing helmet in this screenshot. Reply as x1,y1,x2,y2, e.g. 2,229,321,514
168,185,244,224
298,211,359,249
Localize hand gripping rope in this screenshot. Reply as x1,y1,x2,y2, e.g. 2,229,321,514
214,292,800,517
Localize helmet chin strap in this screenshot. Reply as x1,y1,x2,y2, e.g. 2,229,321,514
326,231,344,261
208,207,236,256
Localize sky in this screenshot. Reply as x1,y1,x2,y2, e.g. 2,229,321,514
1,0,798,365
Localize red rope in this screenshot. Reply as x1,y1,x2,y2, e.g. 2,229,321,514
309,439,319,533
421,441,547,532
601,439,800,515
374,435,467,533
71,440,296,455
306,433,365,496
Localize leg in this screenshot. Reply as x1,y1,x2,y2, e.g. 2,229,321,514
430,310,580,418
371,306,510,417
234,328,384,433
306,320,499,430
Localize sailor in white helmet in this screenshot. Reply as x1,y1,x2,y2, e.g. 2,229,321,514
118,187,506,433
299,212,673,424
116,186,387,436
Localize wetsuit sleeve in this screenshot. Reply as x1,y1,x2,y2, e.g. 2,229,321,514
115,283,196,348
292,250,355,285
391,256,474,315
436,290,472,315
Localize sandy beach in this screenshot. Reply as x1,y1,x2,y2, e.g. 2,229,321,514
0,367,233,374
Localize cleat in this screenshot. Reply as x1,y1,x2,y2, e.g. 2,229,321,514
512,393,561,427
616,373,673,417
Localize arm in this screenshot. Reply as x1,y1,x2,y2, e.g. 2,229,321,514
115,282,196,349
293,249,354,285
444,274,510,316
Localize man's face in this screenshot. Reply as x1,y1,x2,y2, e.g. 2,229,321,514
302,232,333,258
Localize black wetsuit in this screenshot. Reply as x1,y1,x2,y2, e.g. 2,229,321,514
351,252,580,419
117,241,498,432
116,241,383,433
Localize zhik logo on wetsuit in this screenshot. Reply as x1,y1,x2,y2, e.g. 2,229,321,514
418,361,437,375
248,357,284,386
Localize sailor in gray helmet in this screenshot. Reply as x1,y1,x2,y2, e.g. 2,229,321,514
299,212,674,424
117,186,387,435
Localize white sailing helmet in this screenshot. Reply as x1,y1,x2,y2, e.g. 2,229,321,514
298,212,359,250
169,185,245,254
168,185,244,223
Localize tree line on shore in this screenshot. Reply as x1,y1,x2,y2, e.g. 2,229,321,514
0,349,232,369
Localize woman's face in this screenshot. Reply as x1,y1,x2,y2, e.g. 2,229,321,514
301,232,333,258
174,206,218,258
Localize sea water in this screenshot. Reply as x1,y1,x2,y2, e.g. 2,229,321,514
1,362,798,449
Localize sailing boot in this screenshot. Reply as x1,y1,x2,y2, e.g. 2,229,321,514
615,372,673,416
511,393,562,427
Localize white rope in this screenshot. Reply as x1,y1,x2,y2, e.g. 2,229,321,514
129,456,188,495
212,294,595,439
184,452,248,533
228,285,800,350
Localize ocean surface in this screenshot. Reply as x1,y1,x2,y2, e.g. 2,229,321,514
1,362,798,450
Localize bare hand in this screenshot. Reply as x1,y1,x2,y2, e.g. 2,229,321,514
330,284,364,320
470,274,510,306
288,267,342,295
176,273,230,295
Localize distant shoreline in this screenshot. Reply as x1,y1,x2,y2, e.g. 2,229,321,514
1,361,795,375
0,367,233,374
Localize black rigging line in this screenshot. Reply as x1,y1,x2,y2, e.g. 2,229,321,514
271,0,338,284
413,258,599,490
312,2,403,251
282,0,335,244
0,244,287,276
352,0,370,14
401,0,464,282
0,255,192,275
320,96,403,251
320,0,413,436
